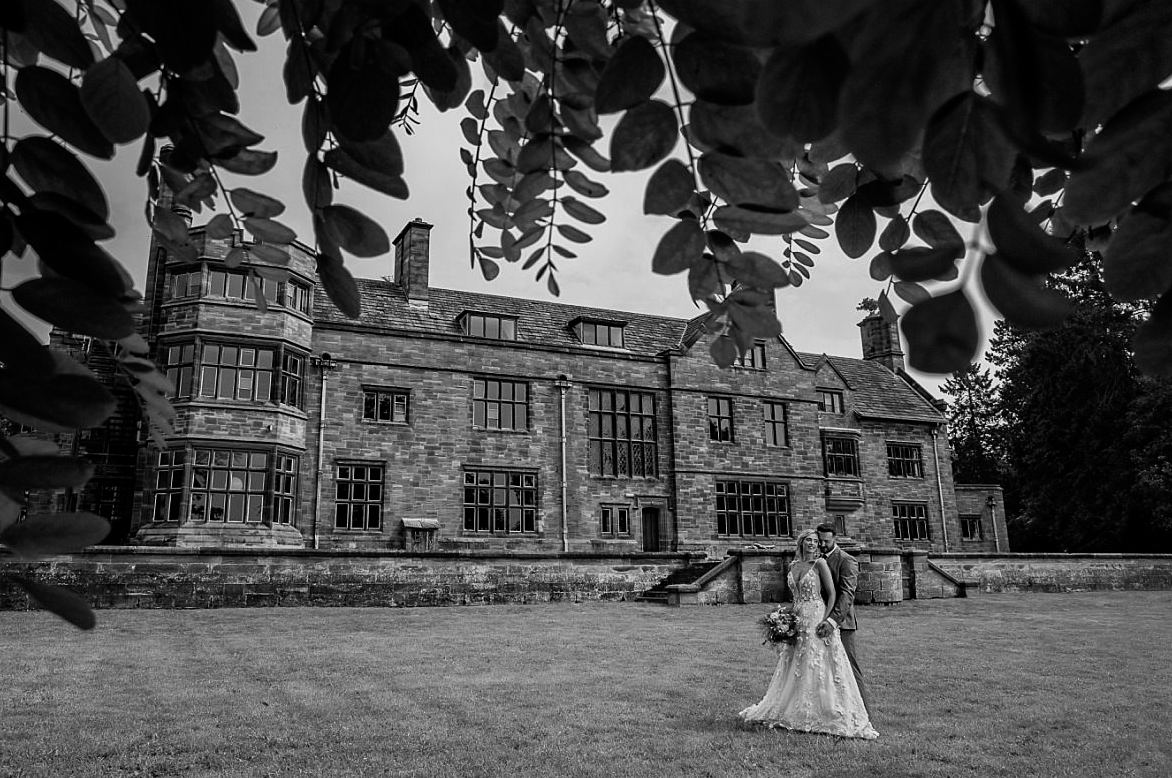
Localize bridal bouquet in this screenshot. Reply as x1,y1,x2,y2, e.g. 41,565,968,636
759,605,799,645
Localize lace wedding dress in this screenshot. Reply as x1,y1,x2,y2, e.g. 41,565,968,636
738,565,878,739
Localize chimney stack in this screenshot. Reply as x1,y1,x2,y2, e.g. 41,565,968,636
393,217,433,304
858,312,905,373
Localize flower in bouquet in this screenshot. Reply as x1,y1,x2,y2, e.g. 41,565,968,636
759,605,799,646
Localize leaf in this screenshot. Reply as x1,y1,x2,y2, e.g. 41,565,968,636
216,148,279,176
125,0,217,72
563,170,608,199
561,197,606,225
980,253,1074,330
595,36,665,115
644,159,695,216
250,243,290,265
22,0,95,69
15,209,130,297
436,0,501,52
0,456,94,491
688,100,797,159
1103,183,1172,301
466,89,488,120
698,153,798,211
869,251,894,281
674,32,760,106
562,137,611,173
15,66,114,159
923,93,1016,221
0,309,56,378
0,370,117,432
817,163,858,205
610,100,679,173
243,217,296,245
1063,89,1172,225
1134,289,1172,377
482,20,525,82
564,2,611,59
11,277,136,340
11,136,109,221
756,35,848,143
912,210,964,252
652,219,706,275
556,224,592,243
302,155,334,210
10,577,96,630
461,117,481,146
712,206,809,235
888,246,959,283
316,253,361,318
893,280,931,305
323,140,409,200
901,290,980,373
80,56,149,144
986,194,1078,274
727,290,783,337
1032,168,1066,198
726,251,788,288
230,188,285,218
326,39,403,142
656,0,876,47
835,194,876,258
225,246,247,269
1079,0,1172,128
318,205,390,257
479,256,501,280
879,216,910,252
709,334,739,369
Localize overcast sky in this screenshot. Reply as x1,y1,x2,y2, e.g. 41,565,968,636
7,6,1001,395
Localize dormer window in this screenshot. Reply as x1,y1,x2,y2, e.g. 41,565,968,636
460,312,516,341
817,388,845,413
736,341,767,369
573,318,625,348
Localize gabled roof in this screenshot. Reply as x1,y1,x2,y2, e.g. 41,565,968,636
314,280,689,357
799,352,943,424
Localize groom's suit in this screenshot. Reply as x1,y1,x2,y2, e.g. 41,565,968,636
823,545,870,713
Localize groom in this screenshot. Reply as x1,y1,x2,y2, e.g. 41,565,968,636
814,523,870,714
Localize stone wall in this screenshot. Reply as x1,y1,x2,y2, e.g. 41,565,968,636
0,549,697,611
930,553,1172,594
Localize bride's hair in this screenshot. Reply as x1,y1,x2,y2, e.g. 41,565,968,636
794,528,819,561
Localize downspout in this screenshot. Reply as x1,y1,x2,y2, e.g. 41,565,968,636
987,495,1000,552
310,354,338,549
931,427,949,551
555,374,572,553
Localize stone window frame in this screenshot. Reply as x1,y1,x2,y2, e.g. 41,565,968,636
587,387,658,479
161,342,195,399
571,317,627,349
762,400,789,447
707,395,735,443
151,449,186,523
714,478,792,539
816,388,845,414
334,461,385,532
189,448,271,523
823,434,860,477
461,468,539,535
735,340,768,370
149,444,301,526
164,262,312,314
599,504,632,538
361,386,411,424
459,311,517,341
472,376,529,432
160,337,308,410
960,513,984,541
886,441,924,479
893,502,931,541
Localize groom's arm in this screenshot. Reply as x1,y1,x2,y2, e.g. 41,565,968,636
827,553,858,626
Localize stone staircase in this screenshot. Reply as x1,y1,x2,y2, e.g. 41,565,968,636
635,560,723,604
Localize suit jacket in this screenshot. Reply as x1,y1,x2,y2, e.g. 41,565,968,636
823,546,859,631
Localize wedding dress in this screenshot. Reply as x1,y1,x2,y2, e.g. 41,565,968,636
738,565,878,739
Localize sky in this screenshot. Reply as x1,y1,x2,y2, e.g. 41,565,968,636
6,5,1000,397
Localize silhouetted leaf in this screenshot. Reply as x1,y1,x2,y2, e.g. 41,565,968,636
319,205,389,257
563,170,608,199
1079,0,1172,127
230,188,285,218
250,243,290,265
727,251,788,288
889,246,959,282
980,253,1073,329
0,369,117,432
10,577,95,630
699,153,798,210
15,66,114,159
421,44,472,111
893,280,931,305
901,290,979,373
16,208,130,296
923,93,1016,221
869,251,894,281
817,163,858,205
437,0,502,52
652,219,705,275
644,159,695,216
125,0,217,72
225,246,246,269
727,290,783,337
1134,288,1172,376
0,309,55,378
561,197,605,225
710,334,738,368
80,56,149,144
216,148,279,175
1032,168,1066,197
674,32,759,105
912,210,963,252
11,136,108,221
324,132,409,199
243,217,296,245
689,100,797,159
327,39,403,142
0,456,93,491
611,100,678,172
302,155,334,210
595,36,664,115
1103,183,1172,301
879,216,910,252
564,1,611,59
562,137,611,173
479,255,501,280
835,194,875,258
12,278,136,340
756,35,848,143
22,0,94,69
316,252,360,318
656,0,876,46
1063,89,1172,225
556,224,592,243
483,20,525,81
713,206,808,235
987,194,1078,274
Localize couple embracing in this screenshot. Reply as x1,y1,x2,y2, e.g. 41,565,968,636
739,523,878,740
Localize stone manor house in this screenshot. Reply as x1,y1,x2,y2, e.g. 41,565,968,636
53,211,1007,556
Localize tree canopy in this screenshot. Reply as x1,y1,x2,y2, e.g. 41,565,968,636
4,0,1172,624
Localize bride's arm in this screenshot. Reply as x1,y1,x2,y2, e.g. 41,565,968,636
815,558,836,622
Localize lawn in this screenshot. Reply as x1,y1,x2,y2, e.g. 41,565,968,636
0,592,1168,777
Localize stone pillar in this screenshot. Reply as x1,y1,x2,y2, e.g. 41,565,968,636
854,547,904,604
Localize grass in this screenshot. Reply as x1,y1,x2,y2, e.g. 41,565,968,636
0,592,1169,777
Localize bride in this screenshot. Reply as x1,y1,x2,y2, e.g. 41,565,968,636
738,528,878,739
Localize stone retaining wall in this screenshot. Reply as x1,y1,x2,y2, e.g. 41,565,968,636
0,548,698,611
929,553,1172,594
